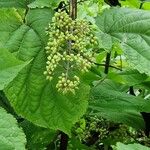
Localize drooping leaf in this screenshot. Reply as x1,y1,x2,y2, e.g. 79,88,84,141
96,8,150,75
0,107,26,150
114,142,150,150
2,8,89,135
0,49,29,90
89,80,150,129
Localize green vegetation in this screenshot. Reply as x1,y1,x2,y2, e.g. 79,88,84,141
0,0,150,149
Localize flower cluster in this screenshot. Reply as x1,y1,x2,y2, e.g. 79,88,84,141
56,73,80,94
44,10,98,94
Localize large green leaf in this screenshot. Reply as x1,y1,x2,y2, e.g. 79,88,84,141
0,107,26,150
28,0,66,8
115,142,150,150
0,49,29,90
96,8,150,75
2,8,89,135
89,80,150,129
0,0,34,8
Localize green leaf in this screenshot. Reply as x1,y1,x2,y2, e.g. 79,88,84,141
0,9,23,48
143,0,150,2
120,0,140,8
2,8,89,135
96,8,150,75
96,31,113,51
28,0,65,8
0,107,26,150
0,135,14,150
26,8,54,43
0,0,34,8
20,120,56,150
115,142,150,150
68,137,92,150
0,8,48,60
143,2,150,10
108,69,149,86
0,49,29,90
89,80,150,129
6,62,89,135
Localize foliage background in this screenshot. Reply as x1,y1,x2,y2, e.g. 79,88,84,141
0,0,150,149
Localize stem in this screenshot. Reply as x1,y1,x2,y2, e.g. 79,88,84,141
59,132,69,150
69,0,77,19
129,86,136,96
104,52,111,74
80,53,122,71
139,2,144,9
119,55,123,70
59,1,77,149
104,145,109,150
94,62,122,71
46,131,60,150
64,0,88,10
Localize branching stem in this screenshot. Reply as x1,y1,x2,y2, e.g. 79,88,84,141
139,2,144,9
94,62,122,71
104,52,111,74
59,0,77,149
59,132,69,150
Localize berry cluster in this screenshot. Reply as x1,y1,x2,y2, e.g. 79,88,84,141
74,116,109,143
44,10,98,94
